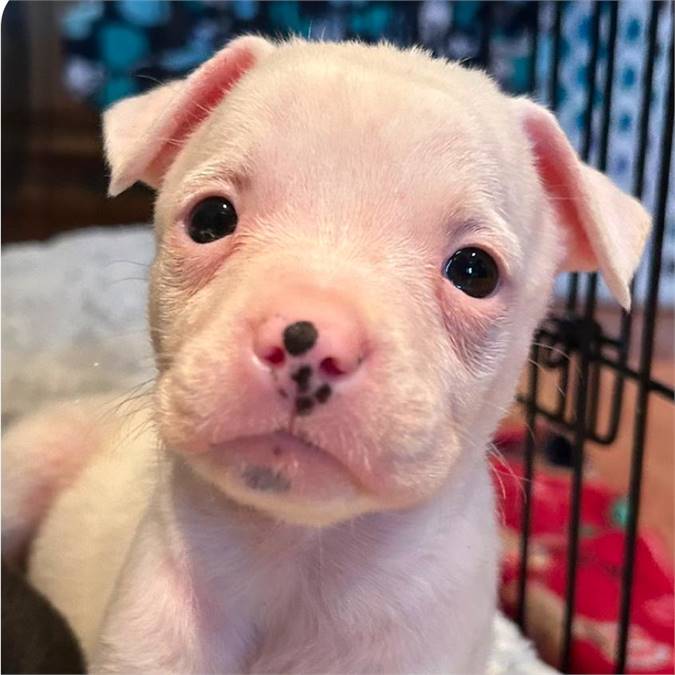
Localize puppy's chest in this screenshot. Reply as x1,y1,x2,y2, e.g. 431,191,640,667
244,563,421,671
176,499,487,671
232,541,445,658
236,546,391,630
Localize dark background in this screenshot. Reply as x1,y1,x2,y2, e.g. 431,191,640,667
2,1,153,243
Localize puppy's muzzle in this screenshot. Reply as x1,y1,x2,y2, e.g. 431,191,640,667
252,294,367,417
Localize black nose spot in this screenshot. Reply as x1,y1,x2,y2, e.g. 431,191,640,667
291,365,312,392
283,321,318,356
295,396,315,416
315,384,332,404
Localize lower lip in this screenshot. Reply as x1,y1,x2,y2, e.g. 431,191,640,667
209,431,359,499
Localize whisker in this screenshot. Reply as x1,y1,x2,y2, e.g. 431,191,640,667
103,260,152,270
530,340,574,363
108,277,150,286
135,74,166,86
523,358,568,400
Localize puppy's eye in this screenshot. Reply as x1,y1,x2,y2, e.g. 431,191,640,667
187,197,238,243
443,247,499,298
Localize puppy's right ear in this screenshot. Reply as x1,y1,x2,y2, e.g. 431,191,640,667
514,98,651,310
103,35,274,197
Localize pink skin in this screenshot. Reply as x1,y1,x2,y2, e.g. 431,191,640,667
3,36,650,673
253,299,364,376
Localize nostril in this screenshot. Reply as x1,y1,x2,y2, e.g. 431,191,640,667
263,346,286,366
319,357,346,378
283,321,318,356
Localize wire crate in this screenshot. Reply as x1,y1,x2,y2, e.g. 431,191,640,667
490,2,674,672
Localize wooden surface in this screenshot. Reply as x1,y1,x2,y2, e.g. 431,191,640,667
2,1,153,243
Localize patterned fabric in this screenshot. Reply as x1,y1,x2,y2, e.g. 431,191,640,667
61,1,541,107
60,0,673,306
494,429,675,674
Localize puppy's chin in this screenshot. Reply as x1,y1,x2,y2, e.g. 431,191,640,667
171,431,453,528
184,454,378,528
174,432,374,526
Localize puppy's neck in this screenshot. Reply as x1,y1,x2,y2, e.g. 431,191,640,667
159,447,488,560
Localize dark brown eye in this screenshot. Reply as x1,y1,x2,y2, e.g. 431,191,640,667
187,197,238,243
443,247,499,298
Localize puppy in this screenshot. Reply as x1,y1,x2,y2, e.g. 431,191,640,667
2,37,650,673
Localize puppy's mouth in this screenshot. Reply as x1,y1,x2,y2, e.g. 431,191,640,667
207,430,363,501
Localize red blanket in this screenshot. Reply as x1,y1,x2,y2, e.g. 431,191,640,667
492,435,674,674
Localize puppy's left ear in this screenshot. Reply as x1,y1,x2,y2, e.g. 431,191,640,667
103,35,274,197
514,98,651,310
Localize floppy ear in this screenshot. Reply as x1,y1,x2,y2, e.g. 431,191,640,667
103,35,274,197
514,98,651,310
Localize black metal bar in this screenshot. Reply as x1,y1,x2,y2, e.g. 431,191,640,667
597,0,665,447
580,4,602,164
633,2,662,200
528,0,671,449
564,1,603,320
565,0,598,312
595,0,664,446
531,0,664,446
548,2,575,419
561,278,599,672
531,324,665,362
588,359,674,398
587,359,603,431
516,344,541,630
649,377,675,400
597,1,618,173
554,347,572,419
586,0,618,439
531,2,664,451
515,1,542,633
518,401,571,428
517,346,675,401
518,360,675,426
565,275,580,314
615,11,674,673
559,2,604,669
591,311,632,443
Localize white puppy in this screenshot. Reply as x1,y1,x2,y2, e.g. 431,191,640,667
2,37,650,673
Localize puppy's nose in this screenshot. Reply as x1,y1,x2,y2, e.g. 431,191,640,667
255,316,363,378
283,321,318,356
253,305,365,414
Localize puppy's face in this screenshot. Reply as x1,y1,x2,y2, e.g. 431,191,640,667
104,38,649,526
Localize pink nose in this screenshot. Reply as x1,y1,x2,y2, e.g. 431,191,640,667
253,304,365,415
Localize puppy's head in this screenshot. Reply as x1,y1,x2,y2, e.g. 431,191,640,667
104,37,650,526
